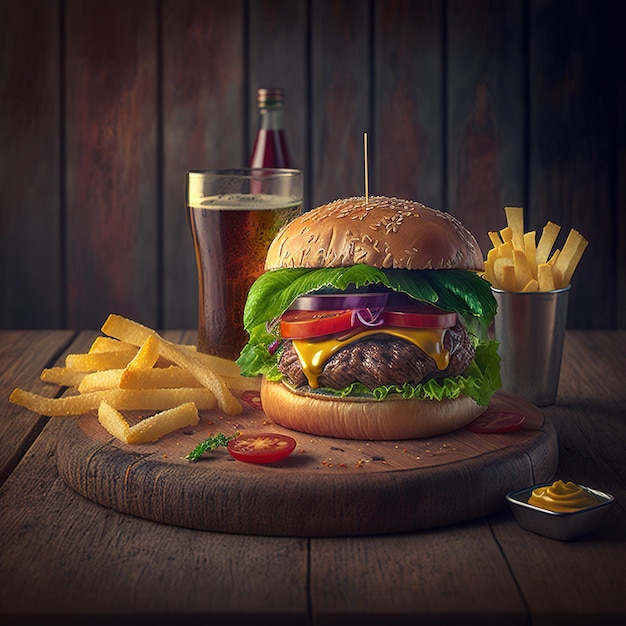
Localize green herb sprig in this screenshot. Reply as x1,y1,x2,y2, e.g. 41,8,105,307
186,432,241,462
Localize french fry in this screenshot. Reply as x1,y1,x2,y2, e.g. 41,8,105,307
97,401,200,445
83,365,214,394
155,338,242,414
547,248,560,266
513,249,533,291
102,315,241,378
9,387,216,417
78,369,124,393
523,231,538,278
12,310,259,456
222,373,262,392
101,314,242,414
89,336,136,354
126,402,199,444
485,208,587,292
496,240,513,260
483,248,498,285
537,263,556,292
98,401,131,443
125,334,160,370
522,279,539,292
536,222,561,265
552,229,588,288
40,367,86,387
120,365,199,390
193,351,244,379
178,359,260,392
561,237,588,287
488,231,503,248
494,257,513,284
100,314,154,346
504,206,524,250
65,349,138,372
10,313,257,447
500,264,517,292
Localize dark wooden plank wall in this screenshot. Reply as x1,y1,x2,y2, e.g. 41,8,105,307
1,0,623,332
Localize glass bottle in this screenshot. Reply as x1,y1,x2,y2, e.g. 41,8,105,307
249,88,292,168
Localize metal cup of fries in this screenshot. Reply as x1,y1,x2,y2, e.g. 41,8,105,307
492,285,570,406
485,207,588,406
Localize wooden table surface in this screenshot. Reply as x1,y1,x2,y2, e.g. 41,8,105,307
1,329,625,625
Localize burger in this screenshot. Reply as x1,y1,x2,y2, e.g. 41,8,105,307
236,196,501,440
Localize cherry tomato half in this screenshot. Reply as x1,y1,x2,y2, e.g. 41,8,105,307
227,433,297,464
465,411,526,433
280,309,358,339
383,304,457,329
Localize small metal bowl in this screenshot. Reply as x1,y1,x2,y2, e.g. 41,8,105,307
506,482,614,541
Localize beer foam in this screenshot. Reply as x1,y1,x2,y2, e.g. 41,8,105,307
189,193,302,211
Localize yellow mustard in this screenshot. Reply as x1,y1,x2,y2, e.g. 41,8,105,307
528,480,599,512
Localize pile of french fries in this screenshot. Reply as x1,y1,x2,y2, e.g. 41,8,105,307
9,314,259,445
484,207,588,292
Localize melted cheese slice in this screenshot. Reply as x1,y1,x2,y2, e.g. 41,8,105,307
291,327,449,389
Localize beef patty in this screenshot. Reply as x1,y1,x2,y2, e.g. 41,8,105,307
278,321,475,390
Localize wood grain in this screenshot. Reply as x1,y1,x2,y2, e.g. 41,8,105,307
65,0,158,329
529,0,616,329
311,0,371,206
0,413,309,621
310,518,528,623
0,0,62,328
550,331,626,502
446,0,526,254
0,1,624,332
374,0,444,208
0,330,73,485
55,390,557,536
1,329,625,623
491,333,626,623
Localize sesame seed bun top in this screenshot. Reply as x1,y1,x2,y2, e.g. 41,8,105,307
265,196,484,272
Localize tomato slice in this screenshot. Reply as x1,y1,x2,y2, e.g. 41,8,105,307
241,390,263,411
280,302,456,339
280,309,359,339
227,433,297,464
383,304,457,329
465,411,526,433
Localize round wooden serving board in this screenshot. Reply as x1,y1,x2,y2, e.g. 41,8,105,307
56,389,558,537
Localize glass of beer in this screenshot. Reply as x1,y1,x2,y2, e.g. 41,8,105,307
186,168,303,360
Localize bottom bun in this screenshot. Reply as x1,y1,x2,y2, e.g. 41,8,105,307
260,379,487,441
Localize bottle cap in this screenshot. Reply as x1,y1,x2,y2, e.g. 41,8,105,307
257,88,284,108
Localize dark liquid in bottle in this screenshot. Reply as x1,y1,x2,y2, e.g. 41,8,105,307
249,129,291,168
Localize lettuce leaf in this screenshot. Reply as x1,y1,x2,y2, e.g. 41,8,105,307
242,265,496,336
